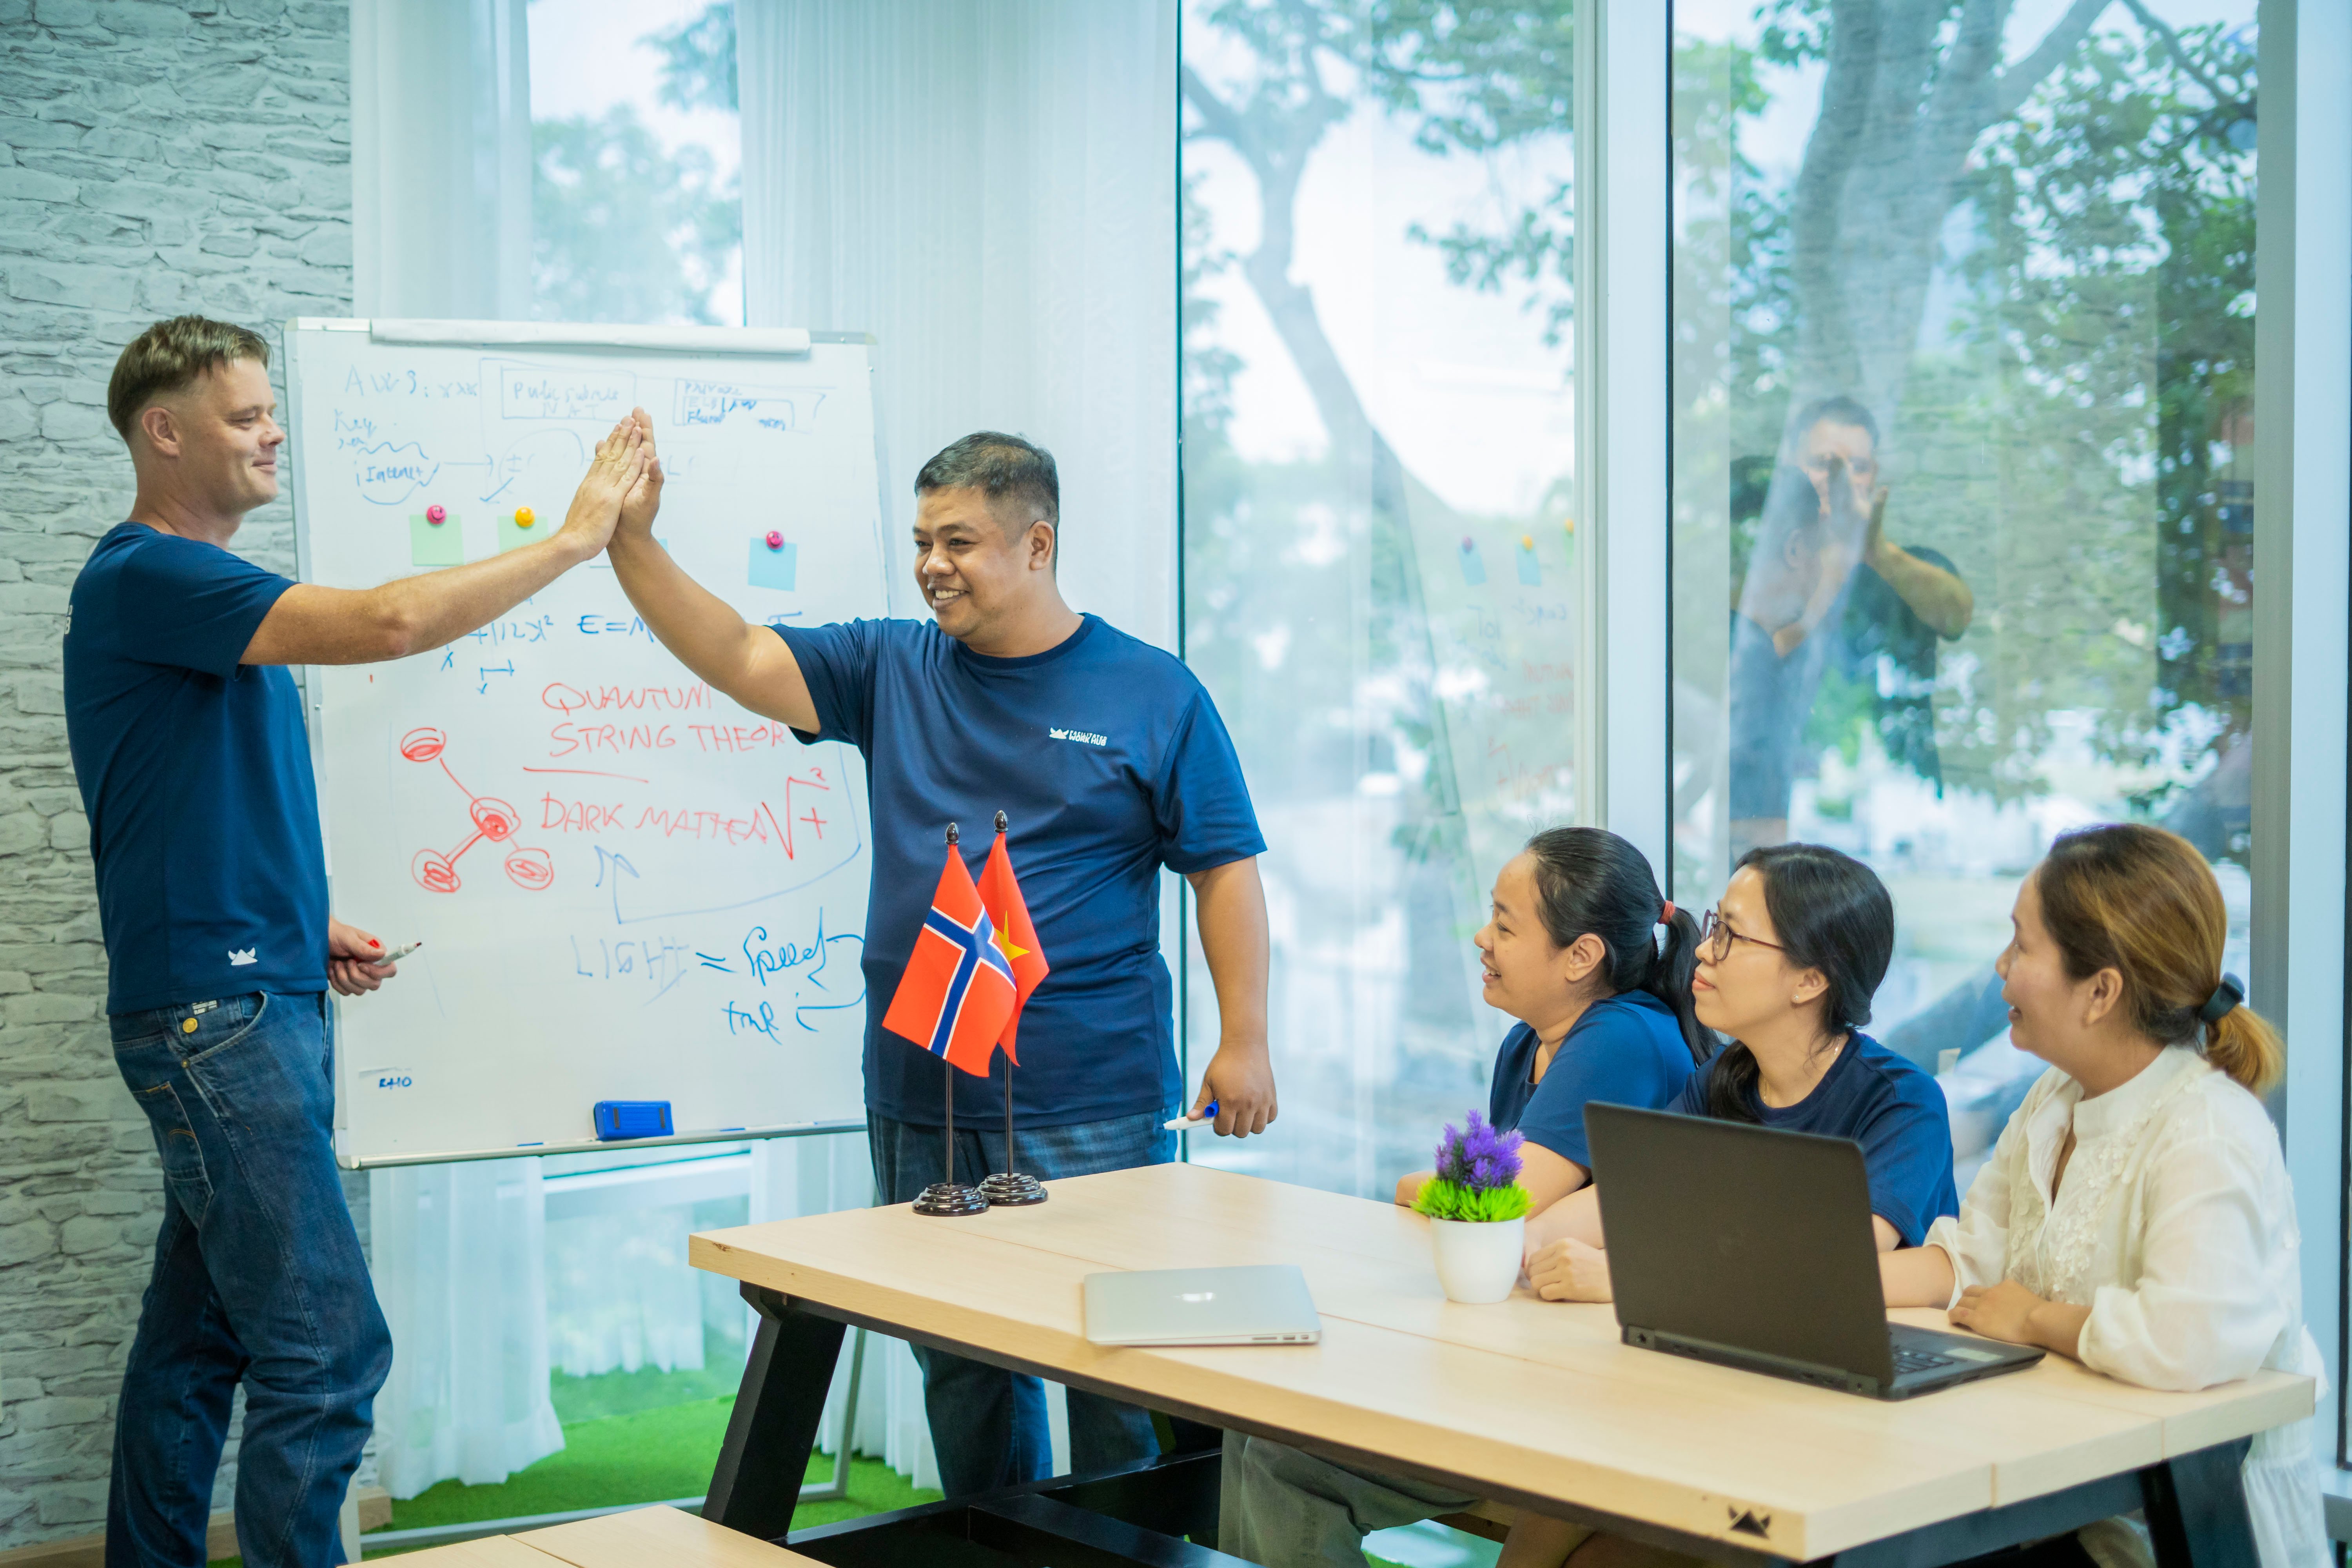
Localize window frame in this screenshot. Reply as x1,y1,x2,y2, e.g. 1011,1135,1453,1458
2250,0,2352,1481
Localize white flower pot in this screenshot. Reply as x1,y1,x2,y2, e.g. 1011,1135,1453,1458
1429,1215,1525,1304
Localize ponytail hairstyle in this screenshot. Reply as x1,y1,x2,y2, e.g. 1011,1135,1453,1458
1705,842,1895,1123
1520,827,1708,1063
2034,823,2283,1094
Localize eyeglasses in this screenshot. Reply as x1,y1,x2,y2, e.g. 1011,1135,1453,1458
1699,909,1786,965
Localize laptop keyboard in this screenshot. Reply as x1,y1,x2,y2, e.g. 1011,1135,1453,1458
1891,1345,1958,1377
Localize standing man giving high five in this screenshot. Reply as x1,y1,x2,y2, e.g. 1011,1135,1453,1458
606,419,1274,1496
65,316,652,1568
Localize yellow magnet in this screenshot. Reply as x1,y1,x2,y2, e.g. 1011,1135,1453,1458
514,506,536,528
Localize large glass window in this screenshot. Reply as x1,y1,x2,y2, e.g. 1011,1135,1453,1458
528,0,743,325
1180,3,1580,1196
1670,0,2257,1183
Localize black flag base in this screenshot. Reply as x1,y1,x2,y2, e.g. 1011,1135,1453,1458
912,1180,989,1217
980,1170,1047,1207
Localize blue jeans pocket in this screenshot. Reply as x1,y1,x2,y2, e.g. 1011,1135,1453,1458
134,1078,214,1217
183,991,270,1070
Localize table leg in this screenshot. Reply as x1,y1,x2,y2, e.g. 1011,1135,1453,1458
2139,1437,2256,1567
706,1284,848,1540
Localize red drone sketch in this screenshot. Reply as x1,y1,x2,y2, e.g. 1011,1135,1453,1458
399,727,555,893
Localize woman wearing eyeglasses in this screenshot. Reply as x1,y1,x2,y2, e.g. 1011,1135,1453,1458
1521,841,1958,1302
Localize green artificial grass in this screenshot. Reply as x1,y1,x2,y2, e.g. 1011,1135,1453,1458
206,1387,942,1565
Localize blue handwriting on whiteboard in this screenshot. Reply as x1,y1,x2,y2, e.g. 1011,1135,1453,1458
353,441,439,506
724,1000,781,1039
740,910,865,1029
570,932,697,1002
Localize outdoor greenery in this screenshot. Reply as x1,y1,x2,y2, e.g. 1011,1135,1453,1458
528,1,741,327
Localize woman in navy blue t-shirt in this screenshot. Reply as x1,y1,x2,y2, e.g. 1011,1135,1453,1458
1523,841,1958,1297
1394,827,1709,1225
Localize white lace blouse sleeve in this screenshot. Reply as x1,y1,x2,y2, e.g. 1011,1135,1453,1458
2077,1129,2290,1392
1923,1092,2029,1307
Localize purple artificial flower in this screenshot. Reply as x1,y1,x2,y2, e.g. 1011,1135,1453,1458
1432,1109,1524,1192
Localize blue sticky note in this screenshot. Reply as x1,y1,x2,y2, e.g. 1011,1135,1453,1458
1515,538,1541,586
749,537,798,591
1457,537,1486,586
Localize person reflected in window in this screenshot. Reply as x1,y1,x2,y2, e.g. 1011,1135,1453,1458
1727,397,1973,861
1879,824,2327,1567
1220,828,1706,1568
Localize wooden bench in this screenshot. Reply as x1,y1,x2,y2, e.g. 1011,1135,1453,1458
384,1506,824,1566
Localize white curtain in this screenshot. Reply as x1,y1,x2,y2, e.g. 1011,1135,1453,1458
350,0,534,318
369,1162,565,1498
351,0,555,1501
736,0,1180,646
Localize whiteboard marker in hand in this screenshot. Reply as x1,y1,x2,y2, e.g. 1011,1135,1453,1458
1164,1100,1219,1131
365,941,423,964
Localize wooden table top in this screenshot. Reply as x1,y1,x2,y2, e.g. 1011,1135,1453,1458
688,1162,2312,1561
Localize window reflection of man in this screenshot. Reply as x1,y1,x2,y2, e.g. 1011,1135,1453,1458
1727,396,1973,861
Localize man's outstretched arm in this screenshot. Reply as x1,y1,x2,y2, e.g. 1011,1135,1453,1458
242,418,645,666
603,410,820,733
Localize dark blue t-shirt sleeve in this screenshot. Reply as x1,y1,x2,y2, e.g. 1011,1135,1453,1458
1668,1058,1712,1116
775,620,884,749
116,534,292,679
1516,1011,1682,1171
1152,691,1266,873
1853,1074,1960,1247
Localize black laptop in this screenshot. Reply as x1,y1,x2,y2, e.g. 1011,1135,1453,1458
1583,1102,2043,1399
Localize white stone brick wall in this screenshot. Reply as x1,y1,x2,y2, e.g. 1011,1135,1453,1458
0,0,364,1546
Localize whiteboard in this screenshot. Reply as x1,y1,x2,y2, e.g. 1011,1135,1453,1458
285,320,884,1167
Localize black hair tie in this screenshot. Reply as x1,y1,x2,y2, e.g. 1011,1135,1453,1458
2198,973,2245,1025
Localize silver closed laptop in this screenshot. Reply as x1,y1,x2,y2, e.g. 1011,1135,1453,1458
1082,1265,1322,1347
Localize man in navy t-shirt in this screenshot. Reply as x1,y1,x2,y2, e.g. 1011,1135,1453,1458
66,316,652,1567
607,425,1273,1496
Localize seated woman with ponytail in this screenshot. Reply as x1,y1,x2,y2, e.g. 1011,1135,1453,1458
1220,828,1706,1568
1878,824,2327,1568
1394,826,1708,1223
1523,841,1956,1303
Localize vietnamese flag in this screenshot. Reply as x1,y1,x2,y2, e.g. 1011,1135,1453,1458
977,825,1049,1062
880,847,1017,1078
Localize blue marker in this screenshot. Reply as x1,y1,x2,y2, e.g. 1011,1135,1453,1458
1164,1100,1219,1131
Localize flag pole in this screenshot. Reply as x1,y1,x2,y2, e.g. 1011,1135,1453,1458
913,822,987,1218
982,812,1047,1206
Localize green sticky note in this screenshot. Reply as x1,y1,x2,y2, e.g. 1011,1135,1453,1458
410,513,463,567
497,510,542,554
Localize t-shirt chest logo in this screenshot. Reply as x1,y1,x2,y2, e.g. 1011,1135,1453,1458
229,947,258,966
1047,726,1108,748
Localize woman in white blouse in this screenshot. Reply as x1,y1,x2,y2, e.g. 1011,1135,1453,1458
1878,822,2327,1567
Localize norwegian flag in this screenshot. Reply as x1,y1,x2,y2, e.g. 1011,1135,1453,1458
880,846,1017,1077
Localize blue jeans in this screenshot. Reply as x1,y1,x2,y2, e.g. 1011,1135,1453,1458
107,991,392,1568
867,1104,1177,1497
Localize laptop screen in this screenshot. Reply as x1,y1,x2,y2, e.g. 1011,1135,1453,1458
1584,1103,1896,1383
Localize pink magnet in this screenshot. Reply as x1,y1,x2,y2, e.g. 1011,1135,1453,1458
764,530,784,550
425,504,446,524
